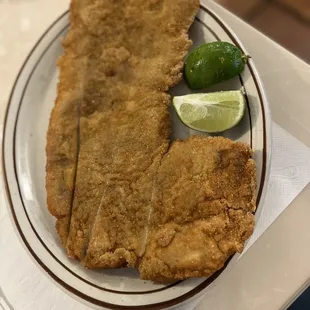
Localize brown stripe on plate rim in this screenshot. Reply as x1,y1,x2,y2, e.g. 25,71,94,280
2,5,269,310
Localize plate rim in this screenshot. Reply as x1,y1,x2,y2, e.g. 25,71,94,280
2,5,272,310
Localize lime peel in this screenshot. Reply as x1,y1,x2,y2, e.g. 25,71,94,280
173,90,245,133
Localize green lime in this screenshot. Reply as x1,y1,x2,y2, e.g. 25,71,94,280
185,42,249,89
173,90,246,133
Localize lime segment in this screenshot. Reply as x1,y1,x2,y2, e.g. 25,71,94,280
173,90,246,133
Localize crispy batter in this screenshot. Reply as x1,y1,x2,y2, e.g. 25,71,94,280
139,136,256,281
46,0,257,282
45,2,90,246
78,0,200,265
46,0,200,262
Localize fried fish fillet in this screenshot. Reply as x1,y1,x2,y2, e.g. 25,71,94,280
139,136,256,281
76,0,200,265
46,0,257,282
46,0,200,263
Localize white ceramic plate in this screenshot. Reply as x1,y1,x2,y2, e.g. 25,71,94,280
2,5,271,310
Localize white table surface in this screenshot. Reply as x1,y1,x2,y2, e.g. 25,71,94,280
1,0,310,309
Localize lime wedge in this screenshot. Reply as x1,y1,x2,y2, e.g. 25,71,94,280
173,90,246,133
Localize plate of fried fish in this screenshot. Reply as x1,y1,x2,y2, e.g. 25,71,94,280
2,0,271,309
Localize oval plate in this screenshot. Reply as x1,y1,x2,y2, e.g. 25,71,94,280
2,4,271,310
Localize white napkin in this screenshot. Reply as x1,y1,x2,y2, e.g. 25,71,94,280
243,122,310,252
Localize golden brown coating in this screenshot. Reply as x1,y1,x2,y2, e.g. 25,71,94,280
45,2,90,246
46,0,257,282
76,0,200,265
139,136,256,281
68,92,171,263
46,0,199,261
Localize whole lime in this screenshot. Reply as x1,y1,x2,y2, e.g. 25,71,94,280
185,42,248,89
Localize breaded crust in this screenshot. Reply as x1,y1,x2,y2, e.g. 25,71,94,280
46,0,200,261
139,136,256,281
46,0,257,282
45,1,90,246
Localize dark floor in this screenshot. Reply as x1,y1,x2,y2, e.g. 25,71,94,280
288,286,310,310
217,0,310,63
216,1,310,308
